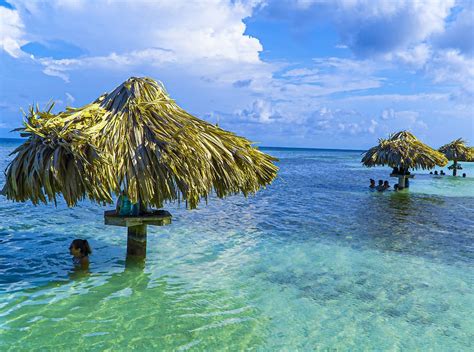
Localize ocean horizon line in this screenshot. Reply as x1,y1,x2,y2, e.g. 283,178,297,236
0,137,366,153
260,145,366,153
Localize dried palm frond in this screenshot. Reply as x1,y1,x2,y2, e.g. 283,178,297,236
439,138,472,161
361,130,448,170
3,77,278,208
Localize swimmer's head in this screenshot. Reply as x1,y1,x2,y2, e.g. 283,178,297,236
69,239,92,257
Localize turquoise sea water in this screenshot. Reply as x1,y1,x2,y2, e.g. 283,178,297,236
1,138,473,350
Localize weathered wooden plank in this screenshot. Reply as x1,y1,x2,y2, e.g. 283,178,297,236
104,210,172,227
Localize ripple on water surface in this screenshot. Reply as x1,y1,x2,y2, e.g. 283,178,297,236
0,142,473,350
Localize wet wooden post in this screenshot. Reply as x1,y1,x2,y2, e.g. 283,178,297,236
127,198,147,257
398,175,406,189
127,224,147,257
452,161,459,176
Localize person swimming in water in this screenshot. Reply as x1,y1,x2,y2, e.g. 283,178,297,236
369,179,376,189
383,180,390,190
69,239,91,269
376,180,384,191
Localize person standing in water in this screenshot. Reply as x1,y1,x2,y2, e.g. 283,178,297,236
376,180,384,191
69,239,91,270
369,179,376,189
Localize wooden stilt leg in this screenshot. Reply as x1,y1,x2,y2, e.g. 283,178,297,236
398,175,406,189
127,224,147,257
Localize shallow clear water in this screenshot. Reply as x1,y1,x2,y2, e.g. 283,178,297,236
1,139,473,350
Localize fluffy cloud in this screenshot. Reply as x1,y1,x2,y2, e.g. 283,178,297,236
37,48,177,82
426,49,474,99
3,0,268,83
65,92,75,105
260,0,454,57
333,0,453,56
1,0,472,148
377,109,428,134
433,5,474,54
235,99,283,123
388,44,432,68
268,0,472,103
271,58,384,100
9,0,263,62
0,5,26,57
380,108,394,120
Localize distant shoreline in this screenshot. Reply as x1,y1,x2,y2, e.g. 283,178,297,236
0,137,365,153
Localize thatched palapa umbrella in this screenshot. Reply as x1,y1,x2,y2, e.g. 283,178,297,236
362,131,448,189
438,138,473,176
2,77,278,257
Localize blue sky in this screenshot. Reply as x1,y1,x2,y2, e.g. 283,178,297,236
0,0,473,149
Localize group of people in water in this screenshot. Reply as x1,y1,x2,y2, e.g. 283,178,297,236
369,167,410,192
369,179,400,192
369,167,469,193
430,170,467,177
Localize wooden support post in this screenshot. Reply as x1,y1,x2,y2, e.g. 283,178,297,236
127,224,147,257
125,253,146,269
398,175,406,189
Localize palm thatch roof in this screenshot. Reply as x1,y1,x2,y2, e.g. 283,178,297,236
439,138,473,161
361,130,448,170
2,77,278,209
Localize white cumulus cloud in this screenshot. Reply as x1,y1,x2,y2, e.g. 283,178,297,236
0,5,26,58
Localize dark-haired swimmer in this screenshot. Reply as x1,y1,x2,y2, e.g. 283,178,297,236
69,239,91,270
376,180,384,191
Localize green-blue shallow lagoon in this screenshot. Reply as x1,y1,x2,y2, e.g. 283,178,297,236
1,139,473,350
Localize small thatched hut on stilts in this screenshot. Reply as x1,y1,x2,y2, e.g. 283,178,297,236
438,138,473,176
361,131,448,189
2,77,278,259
